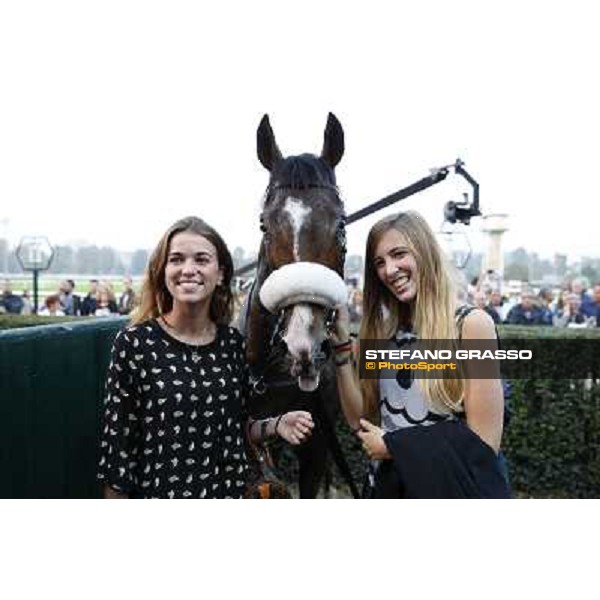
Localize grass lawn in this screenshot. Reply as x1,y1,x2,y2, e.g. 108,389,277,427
4,276,142,295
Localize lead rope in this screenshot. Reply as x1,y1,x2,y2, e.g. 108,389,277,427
313,399,361,499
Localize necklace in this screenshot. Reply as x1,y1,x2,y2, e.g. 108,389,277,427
191,347,202,364
159,316,216,363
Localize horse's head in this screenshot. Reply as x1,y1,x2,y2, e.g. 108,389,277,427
252,113,347,392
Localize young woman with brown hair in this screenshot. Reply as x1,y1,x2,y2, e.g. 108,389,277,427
98,216,313,498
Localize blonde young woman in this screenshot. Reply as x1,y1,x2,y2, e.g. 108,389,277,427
98,216,314,499
332,211,510,498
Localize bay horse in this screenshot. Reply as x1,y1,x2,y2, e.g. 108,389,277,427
243,113,352,498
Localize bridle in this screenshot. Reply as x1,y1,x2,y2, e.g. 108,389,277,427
250,183,347,394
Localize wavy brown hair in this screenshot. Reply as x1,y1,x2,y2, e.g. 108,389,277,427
359,211,464,421
131,216,234,326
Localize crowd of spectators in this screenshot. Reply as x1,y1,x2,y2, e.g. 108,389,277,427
0,277,138,318
468,276,599,328
346,277,363,324
3,272,598,330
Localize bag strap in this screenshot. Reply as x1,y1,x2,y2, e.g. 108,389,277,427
455,304,501,344
455,305,511,425
455,304,477,340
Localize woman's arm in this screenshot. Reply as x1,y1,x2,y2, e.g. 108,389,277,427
247,411,315,445
98,331,141,497
331,306,389,457
460,309,504,453
240,328,314,445
331,304,364,431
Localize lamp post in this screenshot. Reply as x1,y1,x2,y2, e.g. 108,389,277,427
0,218,9,276
15,236,55,313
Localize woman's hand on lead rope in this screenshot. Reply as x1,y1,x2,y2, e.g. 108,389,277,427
330,303,362,430
330,303,354,368
357,418,391,460
277,411,315,445
330,303,351,346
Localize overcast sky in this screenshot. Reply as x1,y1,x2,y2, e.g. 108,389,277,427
1,1,598,265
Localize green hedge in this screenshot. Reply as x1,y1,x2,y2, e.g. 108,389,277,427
276,325,600,498
502,379,600,497
0,315,84,329
499,325,600,498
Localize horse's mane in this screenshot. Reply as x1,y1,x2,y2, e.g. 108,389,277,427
269,154,337,191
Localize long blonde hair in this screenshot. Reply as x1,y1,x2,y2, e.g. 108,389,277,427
131,216,234,326
359,211,464,421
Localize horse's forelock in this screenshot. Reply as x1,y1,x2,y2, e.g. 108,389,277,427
270,154,336,191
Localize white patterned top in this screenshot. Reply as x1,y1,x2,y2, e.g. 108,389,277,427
379,330,455,433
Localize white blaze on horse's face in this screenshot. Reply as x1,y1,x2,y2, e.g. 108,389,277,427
283,197,312,261
283,304,313,358
282,302,326,392
281,197,324,391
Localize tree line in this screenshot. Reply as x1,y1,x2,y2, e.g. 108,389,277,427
0,239,150,276
445,248,599,286
0,241,259,277
1,238,598,283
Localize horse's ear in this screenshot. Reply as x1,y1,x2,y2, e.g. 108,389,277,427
321,112,344,168
257,114,283,171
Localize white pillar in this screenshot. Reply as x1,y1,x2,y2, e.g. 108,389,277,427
481,214,509,277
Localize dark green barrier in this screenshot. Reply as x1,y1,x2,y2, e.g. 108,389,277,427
0,318,127,498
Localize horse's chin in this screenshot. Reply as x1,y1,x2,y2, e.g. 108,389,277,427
298,373,320,392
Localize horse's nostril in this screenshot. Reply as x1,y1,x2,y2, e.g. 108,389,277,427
290,354,315,377
298,356,311,375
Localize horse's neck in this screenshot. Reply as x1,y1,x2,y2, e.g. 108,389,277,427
244,271,281,372
237,282,255,338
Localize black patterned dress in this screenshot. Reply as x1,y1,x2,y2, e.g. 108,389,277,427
97,320,250,498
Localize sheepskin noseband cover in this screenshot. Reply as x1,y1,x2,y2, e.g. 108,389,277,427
259,262,347,314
